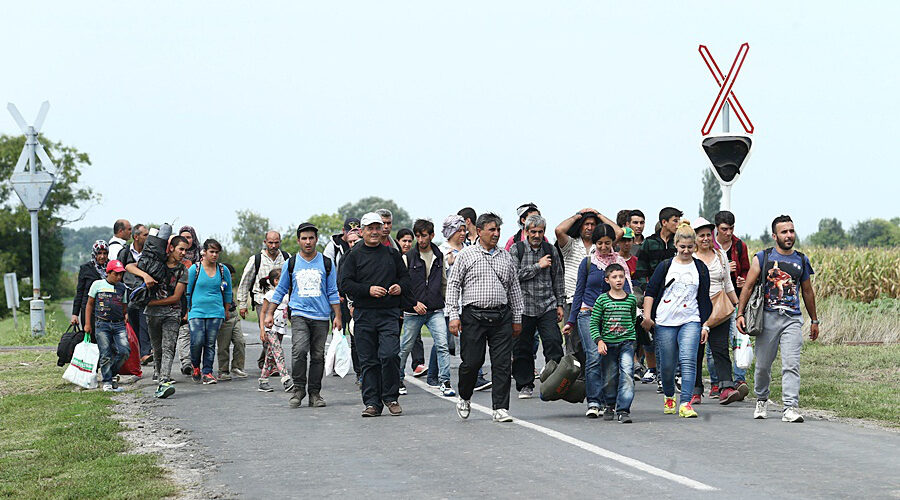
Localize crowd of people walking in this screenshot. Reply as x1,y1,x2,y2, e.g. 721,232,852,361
71,204,820,423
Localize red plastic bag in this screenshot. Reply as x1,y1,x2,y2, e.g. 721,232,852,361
119,322,143,377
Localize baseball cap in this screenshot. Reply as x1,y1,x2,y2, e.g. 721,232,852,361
106,260,126,273
621,227,635,239
360,212,383,227
343,217,361,232
296,222,319,237
692,217,715,232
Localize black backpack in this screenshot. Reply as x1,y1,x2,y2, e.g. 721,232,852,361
57,324,88,366
284,254,332,317
250,250,291,310
514,240,561,290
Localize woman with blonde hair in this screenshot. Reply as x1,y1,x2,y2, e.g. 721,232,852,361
640,221,712,418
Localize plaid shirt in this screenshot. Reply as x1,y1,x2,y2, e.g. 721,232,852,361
236,250,288,309
508,241,565,317
446,243,524,323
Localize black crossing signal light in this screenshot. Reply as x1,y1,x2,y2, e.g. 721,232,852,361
702,135,752,185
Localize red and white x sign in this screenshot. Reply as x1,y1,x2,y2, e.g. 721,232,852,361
699,43,754,136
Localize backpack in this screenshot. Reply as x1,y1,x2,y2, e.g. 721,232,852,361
284,254,332,317
188,262,227,311
57,323,87,366
516,239,561,290
250,250,290,310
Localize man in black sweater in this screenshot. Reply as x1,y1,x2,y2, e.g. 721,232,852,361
340,212,413,417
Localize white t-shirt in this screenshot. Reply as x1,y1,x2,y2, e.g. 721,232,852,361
560,237,593,304
696,249,735,297
264,288,289,334
656,260,701,327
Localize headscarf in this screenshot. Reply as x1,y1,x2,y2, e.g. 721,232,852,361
92,240,109,278
516,203,538,228
591,250,633,291
178,225,200,264
442,215,465,239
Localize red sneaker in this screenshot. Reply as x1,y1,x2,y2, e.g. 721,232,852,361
690,394,702,405
191,367,201,383
709,384,720,399
719,387,741,405
412,364,427,377
202,373,217,385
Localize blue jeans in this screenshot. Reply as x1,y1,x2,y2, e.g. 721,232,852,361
189,317,223,375
95,320,129,383
707,312,747,384
601,341,635,412
399,311,451,384
576,309,604,407
655,321,701,403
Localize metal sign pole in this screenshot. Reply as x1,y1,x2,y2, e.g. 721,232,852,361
721,102,732,210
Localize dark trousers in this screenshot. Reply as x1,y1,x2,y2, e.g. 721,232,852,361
513,309,564,391
457,307,513,410
290,316,330,393
354,307,402,410
127,306,151,357
695,320,734,393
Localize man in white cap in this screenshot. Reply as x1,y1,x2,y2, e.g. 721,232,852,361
340,212,413,417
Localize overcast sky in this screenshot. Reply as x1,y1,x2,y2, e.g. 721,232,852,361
2,2,897,245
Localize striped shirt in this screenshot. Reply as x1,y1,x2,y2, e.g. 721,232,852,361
560,236,593,304
589,293,638,344
446,243,525,323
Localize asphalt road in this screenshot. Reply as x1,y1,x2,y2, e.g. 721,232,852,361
139,319,900,499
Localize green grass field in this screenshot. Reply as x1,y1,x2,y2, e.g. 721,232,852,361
0,301,70,347
0,350,176,499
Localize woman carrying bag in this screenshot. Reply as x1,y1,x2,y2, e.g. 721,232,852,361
71,240,110,337
691,217,742,405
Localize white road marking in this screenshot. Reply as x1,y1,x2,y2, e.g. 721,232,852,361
405,377,718,492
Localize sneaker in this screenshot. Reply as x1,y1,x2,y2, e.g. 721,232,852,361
426,379,440,387
754,400,768,419
641,370,657,384
155,383,175,399
456,397,471,419
412,365,427,377
289,388,306,406
440,382,456,397
736,381,750,400
719,387,742,405
399,382,408,396
232,368,248,378
585,406,601,419
387,401,403,416
782,406,804,423
492,409,513,422
258,379,274,392
690,394,702,405
663,397,677,414
709,384,720,399
151,372,159,382
309,392,326,408
281,375,294,393
633,365,645,382
361,405,381,417
474,377,492,392
518,387,533,399
617,412,633,424
102,383,123,393
181,364,192,376
202,373,217,385
218,372,232,381
656,380,663,394
602,406,616,421
159,377,176,385
679,402,698,418
191,367,202,383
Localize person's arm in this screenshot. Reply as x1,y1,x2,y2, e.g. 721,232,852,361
445,252,466,323
84,296,95,334
236,255,256,315
566,258,589,326
800,278,818,340
326,260,343,331
148,282,186,307
507,258,524,335
259,298,270,342
735,254,761,334
339,252,374,300
389,250,413,304
640,262,666,330
737,240,750,289
125,262,157,287
589,299,604,345
555,212,582,248
72,266,87,324
552,248,566,320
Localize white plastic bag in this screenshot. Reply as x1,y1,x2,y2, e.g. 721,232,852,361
734,332,754,370
332,331,352,378
325,330,338,377
63,335,100,389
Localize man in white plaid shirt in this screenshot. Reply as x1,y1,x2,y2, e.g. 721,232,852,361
447,213,524,423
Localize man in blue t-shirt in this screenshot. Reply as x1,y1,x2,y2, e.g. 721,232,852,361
737,215,819,423
266,222,341,409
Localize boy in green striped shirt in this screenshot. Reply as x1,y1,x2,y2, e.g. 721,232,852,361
588,263,638,423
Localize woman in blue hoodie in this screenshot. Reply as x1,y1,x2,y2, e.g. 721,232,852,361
640,222,712,419
186,238,233,385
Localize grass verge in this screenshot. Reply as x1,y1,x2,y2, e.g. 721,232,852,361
0,350,176,499
0,301,70,347
741,342,899,426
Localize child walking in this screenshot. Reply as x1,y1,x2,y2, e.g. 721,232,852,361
258,269,293,393
589,263,639,423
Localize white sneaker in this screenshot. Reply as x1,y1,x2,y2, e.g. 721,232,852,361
518,387,533,399
585,406,601,419
754,400,768,419
232,368,248,378
492,409,513,423
102,383,123,393
782,406,804,423
456,397,470,419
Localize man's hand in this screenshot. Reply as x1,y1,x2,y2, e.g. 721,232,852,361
264,312,274,329
512,323,522,338
369,286,388,298
70,315,80,326
259,329,266,343
537,254,552,269
225,309,230,321
736,315,746,334
413,301,427,315
641,317,654,332
810,322,820,341
700,328,708,344
597,340,607,355
239,307,248,319
143,274,158,288
388,284,402,296
556,306,564,323
84,323,92,334
736,276,746,288
333,316,343,332
729,261,737,273
562,323,572,335
449,319,461,336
